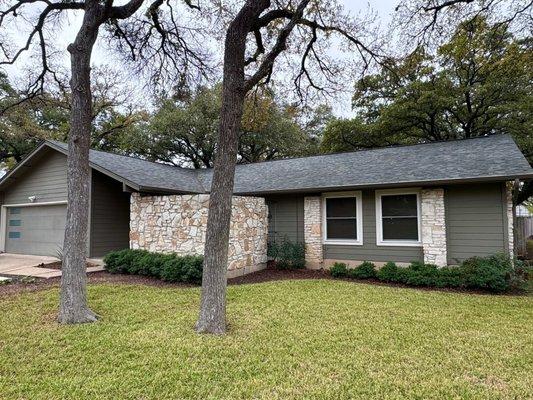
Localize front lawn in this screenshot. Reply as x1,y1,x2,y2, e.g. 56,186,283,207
0,280,531,399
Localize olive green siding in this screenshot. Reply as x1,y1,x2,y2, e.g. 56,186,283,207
323,190,424,263
444,183,507,264
265,195,305,244
3,150,67,204
89,170,130,257
266,185,509,265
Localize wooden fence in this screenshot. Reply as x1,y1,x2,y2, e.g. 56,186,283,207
516,216,533,258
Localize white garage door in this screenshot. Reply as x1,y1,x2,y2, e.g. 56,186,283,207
4,204,67,257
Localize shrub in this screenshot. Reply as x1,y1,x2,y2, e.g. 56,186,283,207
377,262,399,282
104,249,203,285
268,238,305,270
348,261,377,279
330,262,348,278
460,254,515,293
402,262,440,286
103,249,148,274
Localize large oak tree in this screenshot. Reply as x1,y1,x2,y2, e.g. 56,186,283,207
1,0,207,323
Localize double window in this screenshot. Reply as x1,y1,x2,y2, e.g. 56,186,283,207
376,189,421,246
322,192,363,245
321,189,421,247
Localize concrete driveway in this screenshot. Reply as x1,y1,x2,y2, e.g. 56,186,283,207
0,253,62,279
0,253,106,279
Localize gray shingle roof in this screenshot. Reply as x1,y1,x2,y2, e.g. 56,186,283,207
48,141,206,193
5,134,529,195
201,134,533,194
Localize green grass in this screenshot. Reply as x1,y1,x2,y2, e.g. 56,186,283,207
0,280,532,399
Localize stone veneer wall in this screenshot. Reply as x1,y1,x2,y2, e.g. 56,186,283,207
130,193,268,275
421,188,447,266
304,196,323,268
505,183,514,257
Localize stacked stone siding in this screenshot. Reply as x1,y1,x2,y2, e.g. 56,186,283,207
304,196,323,268
506,183,514,257
130,193,268,274
421,188,447,266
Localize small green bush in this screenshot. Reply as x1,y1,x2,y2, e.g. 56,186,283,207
103,249,148,274
330,262,348,277
337,253,527,293
377,262,400,282
348,261,377,279
104,249,203,285
268,238,305,270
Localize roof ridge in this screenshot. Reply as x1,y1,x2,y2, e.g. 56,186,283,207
233,134,510,168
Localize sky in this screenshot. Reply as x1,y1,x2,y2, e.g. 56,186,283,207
2,0,399,117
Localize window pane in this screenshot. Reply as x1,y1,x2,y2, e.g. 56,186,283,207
327,219,357,240
9,220,21,227
8,231,21,239
381,194,417,217
382,217,418,240
326,197,357,218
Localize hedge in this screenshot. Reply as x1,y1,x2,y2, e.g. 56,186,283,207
330,254,530,293
103,249,203,284
267,238,305,270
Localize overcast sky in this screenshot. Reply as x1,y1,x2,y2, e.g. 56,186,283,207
3,0,399,116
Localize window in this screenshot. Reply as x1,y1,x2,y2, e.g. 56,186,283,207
9,220,21,227
9,207,21,215
322,192,363,245
8,232,21,239
376,189,421,246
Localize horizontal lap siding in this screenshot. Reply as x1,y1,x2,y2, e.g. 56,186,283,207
90,171,131,257
265,195,304,244
323,190,423,263
445,183,506,264
3,151,67,204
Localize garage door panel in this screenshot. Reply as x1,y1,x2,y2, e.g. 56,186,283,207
5,204,67,256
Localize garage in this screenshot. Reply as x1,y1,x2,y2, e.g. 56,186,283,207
0,144,131,258
4,204,67,257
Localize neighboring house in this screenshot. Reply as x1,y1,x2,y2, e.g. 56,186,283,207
0,134,531,277
516,204,533,217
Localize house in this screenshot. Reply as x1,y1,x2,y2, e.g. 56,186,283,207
0,134,531,277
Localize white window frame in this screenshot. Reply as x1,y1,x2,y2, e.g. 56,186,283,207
322,191,363,246
375,188,422,247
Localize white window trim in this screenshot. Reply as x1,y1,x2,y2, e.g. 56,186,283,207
0,201,67,253
322,191,363,246
375,188,422,247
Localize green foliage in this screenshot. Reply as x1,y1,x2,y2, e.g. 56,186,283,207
330,262,348,277
320,17,533,203
332,254,528,293
347,261,377,279
141,85,316,169
377,262,400,282
104,249,203,284
268,238,305,269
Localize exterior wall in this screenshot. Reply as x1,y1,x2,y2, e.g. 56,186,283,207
323,190,424,264
304,196,323,268
265,195,304,244
421,188,447,266
505,183,514,257
90,170,130,258
445,183,508,264
3,151,67,204
130,193,268,276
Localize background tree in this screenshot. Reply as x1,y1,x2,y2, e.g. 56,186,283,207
0,69,147,170
132,84,315,168
1,0,207,324
321,15,532,202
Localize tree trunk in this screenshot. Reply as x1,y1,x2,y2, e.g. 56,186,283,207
196,0,270,334
58,5,102,324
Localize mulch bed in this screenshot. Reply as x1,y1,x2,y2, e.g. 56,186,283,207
0,267,528,297
36,261,99,270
